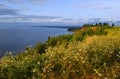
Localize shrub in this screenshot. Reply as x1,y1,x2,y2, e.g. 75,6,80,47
34,42,46,54
46,34,73,47
0,27,120,79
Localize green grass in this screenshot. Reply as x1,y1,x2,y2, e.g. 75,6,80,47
105,26,120,37
0,26,120,79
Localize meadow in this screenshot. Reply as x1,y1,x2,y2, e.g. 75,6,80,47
0,25,120,79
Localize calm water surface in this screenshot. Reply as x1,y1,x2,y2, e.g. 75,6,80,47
0,26,71,56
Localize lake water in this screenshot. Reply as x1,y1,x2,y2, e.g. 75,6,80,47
0,26,71,57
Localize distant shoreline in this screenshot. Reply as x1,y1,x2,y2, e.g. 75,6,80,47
29,26,82,32
29,26,82,28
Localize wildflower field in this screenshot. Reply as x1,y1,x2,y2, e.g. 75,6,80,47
0,26,120,79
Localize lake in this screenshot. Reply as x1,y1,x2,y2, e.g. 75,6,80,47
0,26,71,57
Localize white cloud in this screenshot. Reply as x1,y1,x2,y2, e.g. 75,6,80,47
5,0,49,5
0,15,84,25
6,0,22,3
0,4,19,15
31,0,48,5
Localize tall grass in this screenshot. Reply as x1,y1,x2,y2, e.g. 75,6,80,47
0,26,120,79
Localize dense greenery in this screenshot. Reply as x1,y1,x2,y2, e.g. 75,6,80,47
46,26,108,46
83,22,114,27
0,25,120,79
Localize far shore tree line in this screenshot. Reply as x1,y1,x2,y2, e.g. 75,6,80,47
68,22,115,32
83,22,115,27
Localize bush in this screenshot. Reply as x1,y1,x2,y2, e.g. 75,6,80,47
0,27,120,79
34,42,46,54
46,34,73,47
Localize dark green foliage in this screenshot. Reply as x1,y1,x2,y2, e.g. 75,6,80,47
0,35,120,79
83,28,94,36
94,27,108,35
46,26,108,46
98,22,103,27
46,34,73,46
103,23,109,26
112,23,115,27
83,22,111,27
72,27,107,42
34,42,46,54
0,57,36,79
0,25,120,79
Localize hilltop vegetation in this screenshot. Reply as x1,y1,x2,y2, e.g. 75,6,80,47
0,24,120,79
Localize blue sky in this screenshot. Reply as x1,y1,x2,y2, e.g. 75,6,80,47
0,0,120,25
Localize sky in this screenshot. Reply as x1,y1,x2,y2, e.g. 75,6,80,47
0,0,120,26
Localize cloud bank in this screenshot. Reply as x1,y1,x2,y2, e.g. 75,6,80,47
0,0,119,26
0,15,83,24
6,0,21,3
0,4,19,15
5,0,48,4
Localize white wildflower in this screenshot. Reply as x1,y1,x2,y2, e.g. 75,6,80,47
37,62,40,65
33,69,36,72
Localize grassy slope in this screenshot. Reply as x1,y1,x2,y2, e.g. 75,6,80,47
0,26,120,79
106,27,120,37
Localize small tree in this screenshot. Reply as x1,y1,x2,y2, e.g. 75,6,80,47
112,23,115,27
99,22,102,27
34,42,46,54
95,23,98,26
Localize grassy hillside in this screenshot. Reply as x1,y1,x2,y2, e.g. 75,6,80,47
0,26,120,79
